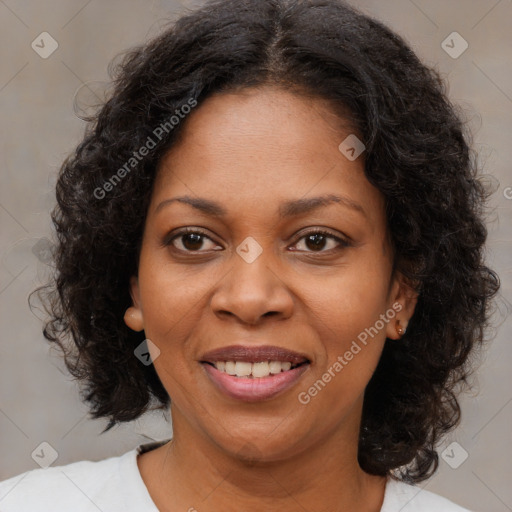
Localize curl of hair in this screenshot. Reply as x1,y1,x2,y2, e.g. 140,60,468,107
34,0,499,483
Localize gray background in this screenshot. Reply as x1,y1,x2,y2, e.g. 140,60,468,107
0,0,511,510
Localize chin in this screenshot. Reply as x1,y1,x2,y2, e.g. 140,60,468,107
212,425,310,464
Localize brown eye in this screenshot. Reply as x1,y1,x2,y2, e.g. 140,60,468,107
304,233,328,251
180,232,205,251
292,230,351,253
165,228,221,253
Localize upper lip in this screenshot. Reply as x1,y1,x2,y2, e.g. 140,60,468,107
200,345,310,365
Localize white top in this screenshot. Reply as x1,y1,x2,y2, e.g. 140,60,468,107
0,440,473,511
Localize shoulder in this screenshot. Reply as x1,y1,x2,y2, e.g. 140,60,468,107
0,449,138,512
381,477,474,512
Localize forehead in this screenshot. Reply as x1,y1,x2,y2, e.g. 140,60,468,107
150,86,384,224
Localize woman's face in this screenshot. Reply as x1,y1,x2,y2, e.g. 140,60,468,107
127,85,414,461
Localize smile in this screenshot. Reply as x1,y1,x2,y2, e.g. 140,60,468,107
200,344,311,401
205,360,304,378
201,359,310,402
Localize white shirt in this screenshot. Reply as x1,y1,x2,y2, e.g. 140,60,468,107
0,440,472,511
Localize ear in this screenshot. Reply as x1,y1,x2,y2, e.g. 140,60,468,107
124,275,144,332
385,272,418,340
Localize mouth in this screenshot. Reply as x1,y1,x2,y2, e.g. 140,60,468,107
200,345,311,402
201,360,307,378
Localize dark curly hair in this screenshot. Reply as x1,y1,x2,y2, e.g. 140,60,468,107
34,0,499,484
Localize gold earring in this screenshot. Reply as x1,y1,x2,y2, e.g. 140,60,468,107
396,320,406,338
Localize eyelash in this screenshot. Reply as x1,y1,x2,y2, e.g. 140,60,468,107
164,227,351,255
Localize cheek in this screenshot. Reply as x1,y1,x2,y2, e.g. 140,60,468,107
297,255,391,393
136,252,229,400
302,253,391,343
137,246,214,339
135,270,198,390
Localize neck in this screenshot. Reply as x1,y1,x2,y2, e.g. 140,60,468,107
138,407,387,512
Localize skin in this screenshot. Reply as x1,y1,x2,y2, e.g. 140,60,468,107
124,85,417,512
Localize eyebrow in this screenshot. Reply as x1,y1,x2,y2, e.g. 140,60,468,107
154,193,367,219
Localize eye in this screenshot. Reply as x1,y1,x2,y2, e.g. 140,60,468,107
290,229,351,253
164,227,351,255
164,228,222,253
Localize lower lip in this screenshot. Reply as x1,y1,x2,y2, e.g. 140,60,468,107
202,363,309,402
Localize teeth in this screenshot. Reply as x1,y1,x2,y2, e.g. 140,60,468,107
213,360,300,378
269,361,282,374
234,361,252,377
225,361,236,375
252,361,270,378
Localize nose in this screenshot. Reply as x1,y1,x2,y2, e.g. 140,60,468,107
210,247,294,325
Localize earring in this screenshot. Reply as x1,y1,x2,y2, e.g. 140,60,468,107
396,320,407,338
124,306,144,332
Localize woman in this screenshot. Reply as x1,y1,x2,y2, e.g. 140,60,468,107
0,0,499,510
